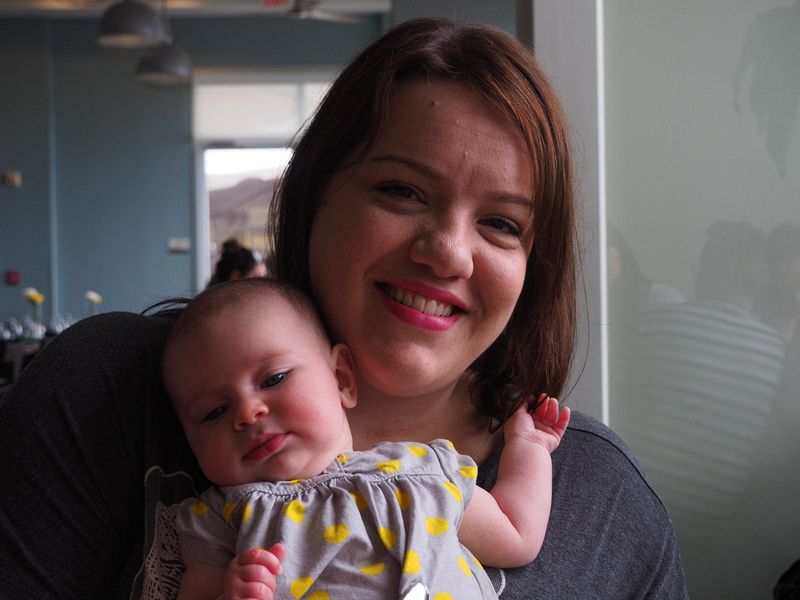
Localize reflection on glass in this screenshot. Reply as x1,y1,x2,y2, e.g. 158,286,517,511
604,1,800,596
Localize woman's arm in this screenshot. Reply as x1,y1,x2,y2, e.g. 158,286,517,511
458,397,569,567
0,312,172,599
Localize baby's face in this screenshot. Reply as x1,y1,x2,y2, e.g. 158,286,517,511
164,292,355,486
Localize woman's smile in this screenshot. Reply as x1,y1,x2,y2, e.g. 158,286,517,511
385,285,456,318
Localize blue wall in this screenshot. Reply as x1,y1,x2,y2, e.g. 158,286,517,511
0,0,516,322
0,14,383,321
0,19,54,321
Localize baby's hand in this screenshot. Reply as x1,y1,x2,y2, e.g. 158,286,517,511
223,543,285,600
504,394,570,454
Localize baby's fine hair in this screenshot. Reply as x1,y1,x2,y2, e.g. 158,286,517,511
164,278,329,353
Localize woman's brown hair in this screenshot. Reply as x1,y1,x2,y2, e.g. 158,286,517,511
270,18,576,424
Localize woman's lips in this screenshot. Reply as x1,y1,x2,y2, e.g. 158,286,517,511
243,433,288,461
386,286,455,316
379,282,464,331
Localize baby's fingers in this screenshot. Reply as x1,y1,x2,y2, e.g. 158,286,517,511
531,395,557,423
533,396,570,437
552,403,570,437
236,545,284,575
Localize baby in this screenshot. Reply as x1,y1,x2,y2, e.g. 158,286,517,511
163,278,569,600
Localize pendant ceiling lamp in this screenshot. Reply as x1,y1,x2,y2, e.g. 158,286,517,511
96,0,165,49
136,43,192,87
135,0,192,87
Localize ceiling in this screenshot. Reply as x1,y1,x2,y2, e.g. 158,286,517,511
0,0,392,18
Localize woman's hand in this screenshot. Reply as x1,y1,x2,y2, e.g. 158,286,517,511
223,543,285,600
504,394,570,454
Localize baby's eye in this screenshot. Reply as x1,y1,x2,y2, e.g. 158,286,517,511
202,405,228,423
260,372,287,388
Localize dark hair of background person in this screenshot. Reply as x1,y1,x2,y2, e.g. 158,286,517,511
694,221,768,307
269,17,577,425
607,224,651,321
756,222,800,341
207,239,261,288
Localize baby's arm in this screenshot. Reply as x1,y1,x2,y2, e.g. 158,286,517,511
458,395,569,567
177,543,285,600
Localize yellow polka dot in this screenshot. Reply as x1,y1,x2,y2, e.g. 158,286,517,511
285,499,305,524
403,550,420,574
378,527,397,548
474,556,484,570
394,488,411,510
405,445,428,457
240,503,253,524
290,577,314,599
307,592,329,600
190,501,209,517
425,517,449,535
359,562,385,576
337,454,349,464
288,479,305,485
458,465,478,479
443,481,462,502
433,593,454,600
222,501,236,523
323,523,350,544
350,491,368,510
457,555,472,577
376,459,401,473
444,439,455,449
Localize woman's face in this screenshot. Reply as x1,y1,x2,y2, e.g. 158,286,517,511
308,79,534,398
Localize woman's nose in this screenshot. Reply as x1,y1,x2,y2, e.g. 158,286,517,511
409,221,474,280
234,395,268,430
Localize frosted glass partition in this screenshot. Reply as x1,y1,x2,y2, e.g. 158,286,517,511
604,2,800,598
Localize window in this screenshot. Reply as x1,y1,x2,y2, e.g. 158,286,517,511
192,69,333,288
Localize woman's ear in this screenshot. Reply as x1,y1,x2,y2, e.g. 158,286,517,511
331,343,357,408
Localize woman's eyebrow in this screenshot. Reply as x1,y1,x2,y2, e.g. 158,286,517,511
370,154,441,179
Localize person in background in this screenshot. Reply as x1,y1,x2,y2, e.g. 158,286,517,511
617,221,785,599
206,239,267,288
0,18,688,599
756,222,800,344
166,278,568,600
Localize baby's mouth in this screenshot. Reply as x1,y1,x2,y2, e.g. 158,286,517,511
385,285,456,317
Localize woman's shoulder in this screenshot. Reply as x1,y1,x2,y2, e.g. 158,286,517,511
549,410,666,512
556,410,649,475
56,310,174,349
479,410,653,491
478,410,689,599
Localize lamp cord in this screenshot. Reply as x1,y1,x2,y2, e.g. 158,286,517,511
159,0,172,43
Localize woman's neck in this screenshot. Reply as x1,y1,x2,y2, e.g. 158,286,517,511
348,375,500,464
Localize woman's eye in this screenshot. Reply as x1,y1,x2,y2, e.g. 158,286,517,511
377,183,420,201
202,405,228,423
260,372,287,388
483,217,521,237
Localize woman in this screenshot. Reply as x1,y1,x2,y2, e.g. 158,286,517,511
0,18,687,600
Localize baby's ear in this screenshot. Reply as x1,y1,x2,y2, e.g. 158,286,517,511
331,343,357,409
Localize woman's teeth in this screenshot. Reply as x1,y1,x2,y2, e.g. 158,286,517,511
388,287,454,317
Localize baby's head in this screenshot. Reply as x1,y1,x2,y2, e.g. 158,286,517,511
163,278,357,486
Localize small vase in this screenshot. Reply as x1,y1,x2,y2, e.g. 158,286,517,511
31,303,41,325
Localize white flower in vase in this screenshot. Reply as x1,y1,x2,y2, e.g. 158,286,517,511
85,290,104,316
